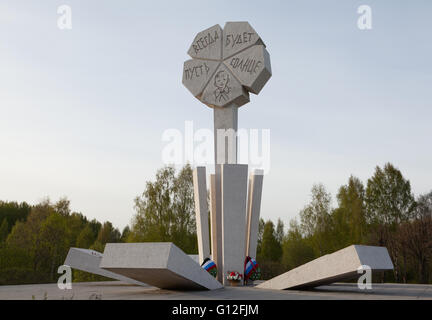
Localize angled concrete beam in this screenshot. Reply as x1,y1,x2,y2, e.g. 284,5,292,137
245,169,264,259
257,245,394,290
193,166,210,265
64,248,146,286
100,242,223,290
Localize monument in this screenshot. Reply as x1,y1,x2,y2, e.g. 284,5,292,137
62,21,394,293
183,21,272,286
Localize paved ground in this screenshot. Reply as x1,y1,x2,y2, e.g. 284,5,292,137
0,281,431,300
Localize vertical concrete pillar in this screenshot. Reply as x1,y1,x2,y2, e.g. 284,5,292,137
213,105,238,165
193,166,210,265
213,104,238,283
209,174,222,281
221,164,248,286
245,169,264,259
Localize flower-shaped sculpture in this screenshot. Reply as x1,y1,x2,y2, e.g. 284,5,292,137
182,22,272,109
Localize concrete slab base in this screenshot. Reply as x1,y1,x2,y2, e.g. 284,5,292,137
64,248,146,286
257,245,394,290
100,243,223,290
2,281,431,300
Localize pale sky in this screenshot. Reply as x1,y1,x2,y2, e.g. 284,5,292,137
1,1,431,231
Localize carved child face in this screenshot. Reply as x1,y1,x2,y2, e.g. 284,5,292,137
214,70,229,89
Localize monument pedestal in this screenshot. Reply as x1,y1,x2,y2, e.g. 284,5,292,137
220,164,248,286
193,164,264,287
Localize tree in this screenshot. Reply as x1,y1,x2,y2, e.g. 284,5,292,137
275,218,284,244
90,240,105,253
256,218,265,256
76,224,96,248
121,226,131,242
396,191,432,283
6,221,32,251
0,246,34,285
96,222,121,245
332,176,367,249
88,219,102,241
398,216,432,283
416,191,432,219
0,219,8,243
0,201,31,234
300,183,333,255
130,166,177,242
1,197,121,285
365,163,416,282
129,165,197,253
282,219,315,270
54,197,71,216
36,212,69,281
171,165,196,248
365,163,416,226
260,220,282,262
65,212,86,247
6,199,55,265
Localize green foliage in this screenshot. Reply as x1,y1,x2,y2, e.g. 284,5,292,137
415,191,432,219
256,218,265,257
36,212,70,280
88,219,102,240
332,176,367,249
76,224,96,249
128,164,197,254
66,213,87,247
0,201,31,234
364,163,417,282
397,215,432,283
72,269,111,283
366,163,416,226
0,197,121,285
0,246,36,285
89,240,105,253
96,221,121,245
299,183,333,255
281,219,315,270
121,226,131,242
258,260,286,280
271,163,431,284
259,220,282,262
275,218,284,244
1,162,431,285
0,219,9,243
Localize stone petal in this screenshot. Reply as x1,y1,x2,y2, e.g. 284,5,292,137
222,22,265,60
201,64,249,108
182,59,220,97
224,45,271,94
187,24,223,61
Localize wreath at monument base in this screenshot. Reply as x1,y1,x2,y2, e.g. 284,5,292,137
226,271,243,281
244,256,261,282
201,258,217,278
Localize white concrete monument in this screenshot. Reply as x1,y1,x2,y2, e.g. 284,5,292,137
64,247,146,286
245,169,264,259
257,245,394,290
183,22,271,286
61,21,395,293
193,166,210,265
100,243,223,290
